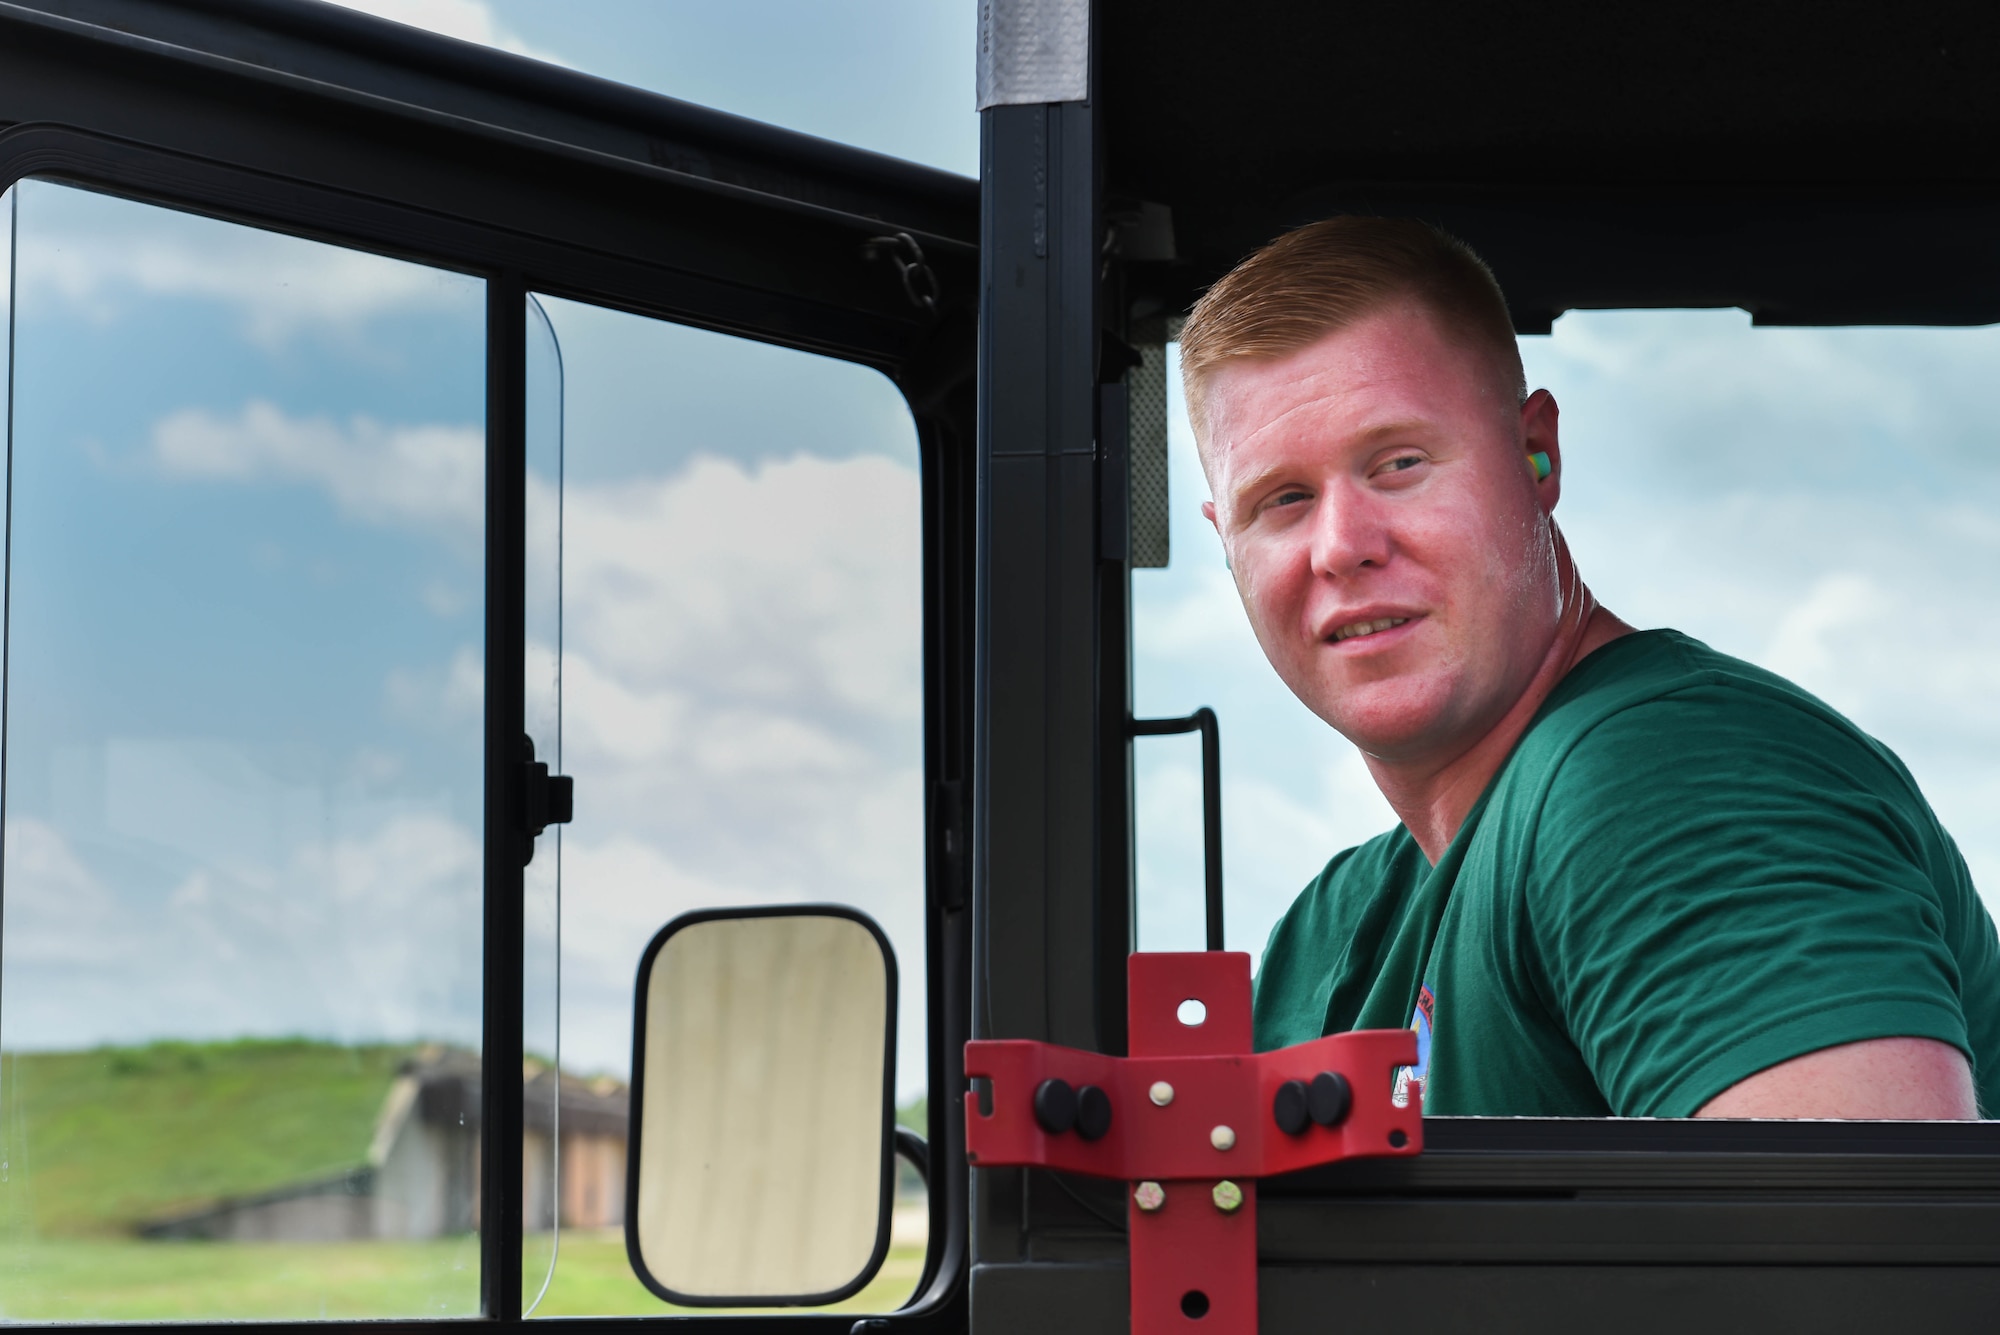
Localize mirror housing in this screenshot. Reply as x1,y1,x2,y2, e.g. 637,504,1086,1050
624,905,897,1306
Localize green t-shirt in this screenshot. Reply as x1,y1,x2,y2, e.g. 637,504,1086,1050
1252,629,2000,1117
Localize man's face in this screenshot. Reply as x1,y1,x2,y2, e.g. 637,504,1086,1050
1200,302,1561,766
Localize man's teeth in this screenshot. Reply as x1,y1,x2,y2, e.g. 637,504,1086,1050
1332,617,1409,642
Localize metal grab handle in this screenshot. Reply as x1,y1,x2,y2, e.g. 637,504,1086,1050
1129,708,1223,950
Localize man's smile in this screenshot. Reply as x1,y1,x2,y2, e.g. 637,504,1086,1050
1316,609,1426,654
1330,615,1411,642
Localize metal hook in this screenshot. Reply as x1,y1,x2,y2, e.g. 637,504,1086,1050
863,230,940,314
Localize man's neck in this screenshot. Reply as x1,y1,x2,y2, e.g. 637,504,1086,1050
1367,598,1634,864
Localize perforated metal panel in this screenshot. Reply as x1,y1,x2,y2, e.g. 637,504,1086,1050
1128,339,1172,568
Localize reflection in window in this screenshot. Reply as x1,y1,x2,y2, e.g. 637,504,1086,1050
524,296,927,1315
1134,311,2000,1004
0,180,485,1318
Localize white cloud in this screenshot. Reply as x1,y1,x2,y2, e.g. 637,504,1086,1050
2,812,481,1050
387,645,485,727
1530,310,2000,495
320,0,568,65
15,180,479,346
1751,571,2000,741
152,400,483,538
561,453,923,722
1761,573,1888,707
554,810,926,1087
535,450,927,1084
552,454,924,879
0,819,136,968
550,835,780,1077
102,430,925,1067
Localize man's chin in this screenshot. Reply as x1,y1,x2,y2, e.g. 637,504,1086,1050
1315,693,1461,762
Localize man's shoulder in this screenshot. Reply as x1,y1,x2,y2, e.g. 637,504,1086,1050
1481,627,1933,865
1522,628,1885,768
1493,628,1933,865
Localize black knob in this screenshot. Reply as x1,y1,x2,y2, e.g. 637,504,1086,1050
1074,1084,1113,1141
1308,1071,1352,1127
1033,1078,1077,1134
1273,1078,1311,1135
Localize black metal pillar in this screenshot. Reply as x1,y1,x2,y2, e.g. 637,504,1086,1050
973,68,1130,1304
481,276,527,1321
974,94,1103,1046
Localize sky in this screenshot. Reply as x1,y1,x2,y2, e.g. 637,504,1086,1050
330,0,979,175
0,181,489,1049
7,0,2000,1126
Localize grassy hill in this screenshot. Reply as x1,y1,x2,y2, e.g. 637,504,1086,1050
1,1038,415,1237
0,1039,931,1319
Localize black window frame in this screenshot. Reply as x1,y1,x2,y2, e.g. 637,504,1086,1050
0,0,977,1329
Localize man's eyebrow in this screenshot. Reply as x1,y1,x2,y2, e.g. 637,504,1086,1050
1220,460,1300,517
1220,418,1434,515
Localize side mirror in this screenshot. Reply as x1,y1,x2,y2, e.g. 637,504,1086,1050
625,905,897,1306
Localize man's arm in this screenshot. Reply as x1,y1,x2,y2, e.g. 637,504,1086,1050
1695,1036,1977,1119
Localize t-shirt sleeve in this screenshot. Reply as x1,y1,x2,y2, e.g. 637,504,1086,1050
1530,684,1971,1117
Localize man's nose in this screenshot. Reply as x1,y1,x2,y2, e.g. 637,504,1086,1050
1309,489,1392,579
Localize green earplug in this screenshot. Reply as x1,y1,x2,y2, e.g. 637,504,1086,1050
1528,451,1552,481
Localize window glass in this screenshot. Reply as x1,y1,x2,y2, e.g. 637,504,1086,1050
522,294,565,1313
1134,312,2000,1063
523,297,928,1315
0,179,486,1317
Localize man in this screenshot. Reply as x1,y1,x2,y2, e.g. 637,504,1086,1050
1183,216,1999,1118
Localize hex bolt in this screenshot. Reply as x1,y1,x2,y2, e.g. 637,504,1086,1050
1210,1124,1236,1151
1212,1180,1243,1212
1133,1181,1166,1212
1149,1081,1175,1107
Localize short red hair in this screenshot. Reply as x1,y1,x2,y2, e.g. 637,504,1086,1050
1179,216,1525,447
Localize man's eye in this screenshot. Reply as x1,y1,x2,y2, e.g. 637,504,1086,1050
1272,489,1311,507
1380,454,1424,474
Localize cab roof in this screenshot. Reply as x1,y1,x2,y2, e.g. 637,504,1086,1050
1100,0,2000,328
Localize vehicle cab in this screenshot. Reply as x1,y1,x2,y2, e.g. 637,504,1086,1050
1,2,1998,1332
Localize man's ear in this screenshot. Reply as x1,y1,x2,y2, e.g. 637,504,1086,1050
1200,500,1232,573
1521,389,1562,509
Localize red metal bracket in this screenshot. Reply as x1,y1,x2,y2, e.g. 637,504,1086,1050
965,952,1420,1333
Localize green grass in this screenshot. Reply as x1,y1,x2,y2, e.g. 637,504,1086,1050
0,1233,924,1321
1,1039,416,1237
0,1237,480,1321
0,1041,930,1320
531,1229,924,1317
